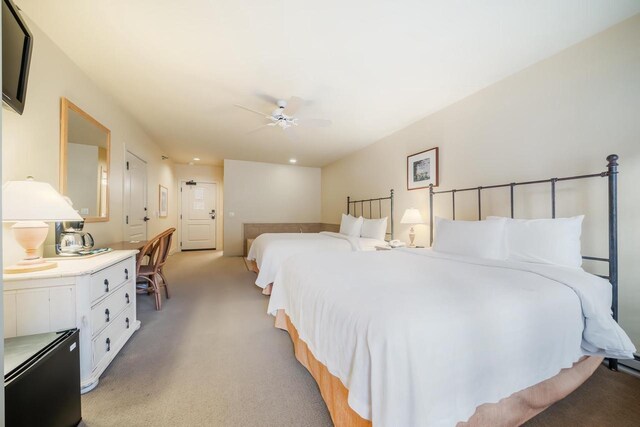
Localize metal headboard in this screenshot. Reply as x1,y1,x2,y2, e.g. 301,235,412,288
347,189,394,240
428,155,620,370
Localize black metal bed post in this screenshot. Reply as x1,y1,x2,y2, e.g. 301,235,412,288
477,187,482,220
346,196,350,216
452,190,456,220
429,184,434,245
551,178,557,218
390,189,395,240
607,154,619,371
510,183,515,218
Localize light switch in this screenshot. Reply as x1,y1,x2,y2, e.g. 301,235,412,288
80,208,89,215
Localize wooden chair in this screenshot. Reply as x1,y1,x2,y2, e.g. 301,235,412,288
136,228,176,310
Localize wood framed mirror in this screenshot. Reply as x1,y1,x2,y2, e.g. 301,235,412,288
60,98,111,222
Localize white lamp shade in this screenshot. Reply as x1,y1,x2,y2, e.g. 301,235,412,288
2,179,84,222
400,208,424,225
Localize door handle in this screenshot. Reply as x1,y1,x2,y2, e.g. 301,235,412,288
143,216,150,222
211,209,216,220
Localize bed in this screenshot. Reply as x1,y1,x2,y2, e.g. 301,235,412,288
247,190,394,295
267,155,636,426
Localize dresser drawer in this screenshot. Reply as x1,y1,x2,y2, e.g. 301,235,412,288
92,303,135,368
90,259,132,303
90,282,133,337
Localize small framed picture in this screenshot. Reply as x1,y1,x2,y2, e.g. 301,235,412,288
159,185,168,218
407,147,439,190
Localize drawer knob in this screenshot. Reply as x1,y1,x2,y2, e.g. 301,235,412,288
104,279,110,292
105,308,110,322
106,338,111,352
126,317,130,329
125,293,130,304
125,268,129,280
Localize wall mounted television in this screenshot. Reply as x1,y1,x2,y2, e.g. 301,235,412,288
2,0,33,115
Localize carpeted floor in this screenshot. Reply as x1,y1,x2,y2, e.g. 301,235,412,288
81,250,640,426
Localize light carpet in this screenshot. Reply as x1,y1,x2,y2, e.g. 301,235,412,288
81,251,331,426
81,250,640,426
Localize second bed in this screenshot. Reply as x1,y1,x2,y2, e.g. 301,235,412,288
247,190,394,295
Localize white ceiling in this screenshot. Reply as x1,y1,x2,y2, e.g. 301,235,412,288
18,1,640,167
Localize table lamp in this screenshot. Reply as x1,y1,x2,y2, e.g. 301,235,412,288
400,208,424,247
3,177,83,273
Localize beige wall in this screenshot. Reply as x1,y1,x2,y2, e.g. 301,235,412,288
223,160,321,256
2,15,178,264
322,16,640,346
175,164,224,250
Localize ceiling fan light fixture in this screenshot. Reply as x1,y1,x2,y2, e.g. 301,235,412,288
236,95,330,138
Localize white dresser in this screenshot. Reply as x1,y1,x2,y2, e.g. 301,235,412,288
3,250,140,393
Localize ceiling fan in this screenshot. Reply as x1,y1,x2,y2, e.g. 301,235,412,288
235,96,332,135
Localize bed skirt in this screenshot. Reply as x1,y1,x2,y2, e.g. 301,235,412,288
246,259,259,274
245,259,273,295
277,309,603,427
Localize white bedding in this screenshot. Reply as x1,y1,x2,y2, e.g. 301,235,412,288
247,231,385,289
267,248,635,427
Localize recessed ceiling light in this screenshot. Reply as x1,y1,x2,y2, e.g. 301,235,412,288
289,158,297,164
193,157,201,161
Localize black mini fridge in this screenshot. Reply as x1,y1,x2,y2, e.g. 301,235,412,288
4,329,82,427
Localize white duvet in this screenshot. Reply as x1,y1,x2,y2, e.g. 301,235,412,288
267,248,635,427
247,231,385,289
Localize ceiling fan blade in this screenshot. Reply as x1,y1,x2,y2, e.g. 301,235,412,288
283,96,304,116
254,92,280,105
235,104,271,118
297,118,332,127
245,123,274,134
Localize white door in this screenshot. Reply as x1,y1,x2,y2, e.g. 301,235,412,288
124,151,148,241
181,182,217,250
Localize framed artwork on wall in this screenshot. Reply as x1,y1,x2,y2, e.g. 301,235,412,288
407,147,439,190
159,185,168,218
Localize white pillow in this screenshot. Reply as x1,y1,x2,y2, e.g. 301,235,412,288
339,214,364,237
432,217,508,260
361,217,388,241
487,216,584,268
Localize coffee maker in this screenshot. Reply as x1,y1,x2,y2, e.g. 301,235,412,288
55,221,95,256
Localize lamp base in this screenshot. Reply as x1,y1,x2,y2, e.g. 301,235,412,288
4,220,54,274
409,227,416,247
4,260,58,274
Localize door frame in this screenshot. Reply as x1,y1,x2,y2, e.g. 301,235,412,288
123,149,148,242
178,180,220,252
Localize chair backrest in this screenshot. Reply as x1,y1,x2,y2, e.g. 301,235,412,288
136,233,162,276
157,228,176,269
136,228,177,276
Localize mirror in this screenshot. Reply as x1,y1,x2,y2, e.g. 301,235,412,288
60,98,111,222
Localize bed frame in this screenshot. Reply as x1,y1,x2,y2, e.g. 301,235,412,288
428,155,620,370
347,189,394,240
